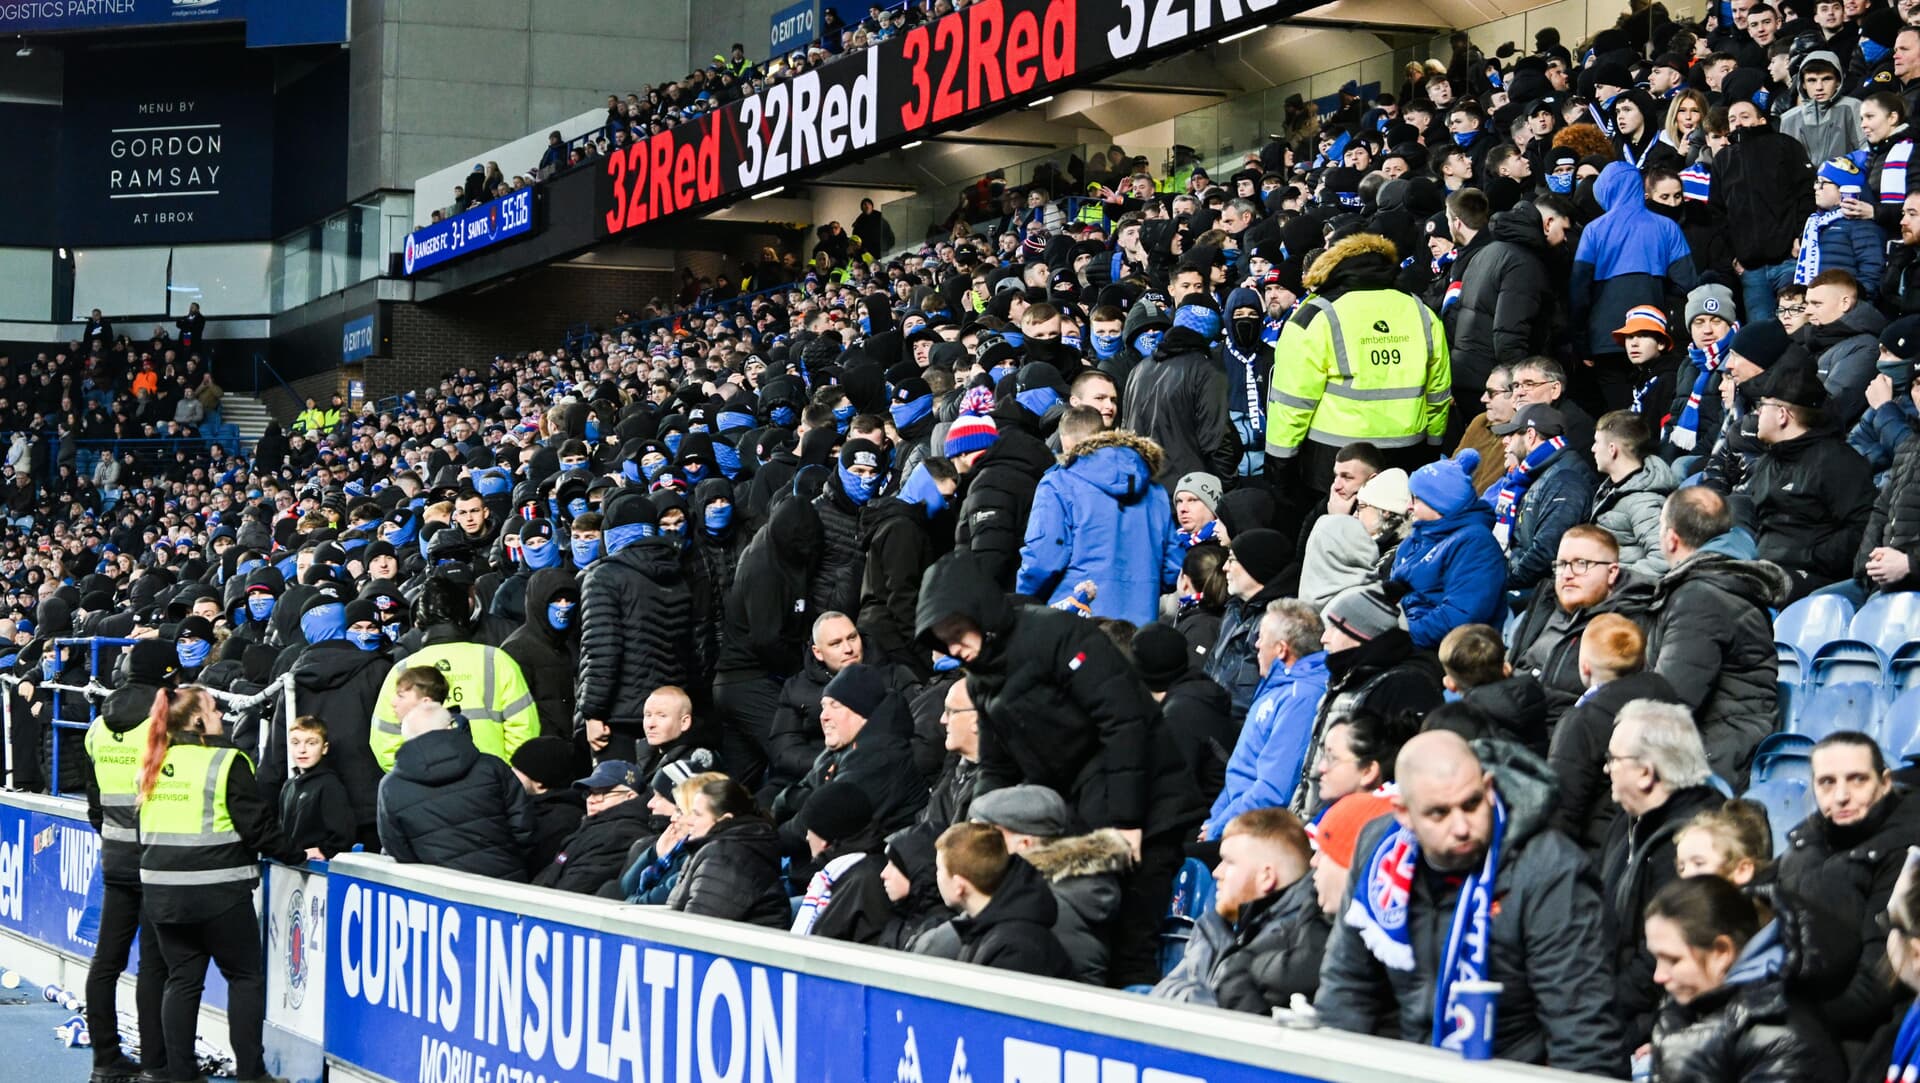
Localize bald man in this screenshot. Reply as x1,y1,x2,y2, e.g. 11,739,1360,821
1314,732,1624,1075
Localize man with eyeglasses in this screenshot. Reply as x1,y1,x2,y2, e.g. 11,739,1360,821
1508,524,1654,716
1508,356,1596,455
1740,353,1875,599
1455,362,1515,493
920,676,982,832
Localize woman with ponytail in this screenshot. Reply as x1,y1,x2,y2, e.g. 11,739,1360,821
135,681,304,1083
80,638,181,1083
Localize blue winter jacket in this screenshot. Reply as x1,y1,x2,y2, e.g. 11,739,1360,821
1016,432,1183,626
1205,651,1330,838
1389,502,1507,649
1570,163,1698,357
1804,213,1886,295
1848,395,1919,480
1505,446,1600,591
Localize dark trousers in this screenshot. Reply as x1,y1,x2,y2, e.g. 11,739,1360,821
153,900,265,1082
1106,831,1185,988
713,670,783,792
85,881,165,1069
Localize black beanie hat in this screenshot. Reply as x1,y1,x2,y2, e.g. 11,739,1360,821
798,780,875,843
602,490,657,529
839,438,883,473
1229,528,1290,584
343,599,380,626
1729,319,1792,372
126,638,182,686
1131,622,1193,693
822,662,888,719
510,736,577,792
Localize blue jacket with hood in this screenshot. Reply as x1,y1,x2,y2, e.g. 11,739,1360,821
1016,430,1182,626
1569,163,1698,357
1389,501,1507,648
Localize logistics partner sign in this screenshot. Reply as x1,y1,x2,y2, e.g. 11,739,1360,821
324,870,1318,1083
0,0,240,33
599,0,1298,237
403,187,536,276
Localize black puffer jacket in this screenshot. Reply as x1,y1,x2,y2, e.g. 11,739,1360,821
859,495,939,674
1857,426,1920,590
1446,201,1554,397
915,550,1204,837
953,428,1055,590
575,537,693,736
809,471,868,618
524,788,585,874
1745,430,1875,593
1120,330,1235,486
377,727,533,881
1602,783,1728,1046
1649,912,1846,1082
265,639,393,828
1778,789,1920,1041
501,568,579,741
770,697,928,843
1709,122,1817,268
533,796,656,895
1153,872,1329,1014
717,496,822,676
765,640,919,790
665,815,792,926
1645,552,1791,785
947,854,1072,976
1316,740,1626,1076
686,477,745,681
1509,573,1656,719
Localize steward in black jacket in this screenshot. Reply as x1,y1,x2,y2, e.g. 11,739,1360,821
575,493,694,746
500,568,579,741
953,427,1055,590
376,725,533,881
263,637,392,840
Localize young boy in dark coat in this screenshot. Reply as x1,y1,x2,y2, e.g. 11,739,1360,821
280,716,357,859
925,822,1071,978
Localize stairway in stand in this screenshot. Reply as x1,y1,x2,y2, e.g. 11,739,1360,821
215,392,276,448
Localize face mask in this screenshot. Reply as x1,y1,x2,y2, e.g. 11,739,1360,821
347,629,383,652
382,620,403,640
890,394,934,430
584,419,601,442
1452,130,1476,147
832,403,856,433
236,558,263,579
1090,331,1122,360
1173,304,1223,341
931,652,961,672
837,463,878,505
300,603,347,645
606,522,654,553
522,539,561,570
682,463,707,482
1133,330,1163,356
900,463,949,517
1864,38,1892,64
664,433,683,455
248,594,275,621
176,638,210,668
859,316,872,334
621,458,642,483
547,600,575,631
40,654,59,680
642,457,667,481
704,504,734,532
770,404,797,427
1546,172,1574,194
1231,316,1262,346
571,537,603,567
990,362,1017,384
1015,386,1060,417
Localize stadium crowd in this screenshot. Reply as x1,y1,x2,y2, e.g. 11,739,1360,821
43,1,1920,1081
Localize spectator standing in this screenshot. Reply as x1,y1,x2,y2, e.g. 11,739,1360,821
949,414,1057,590
1740,354,1876,598
1711,94,1817,322
1120,293,1236,486
1315,731,1624,1075
1016,430,1181,625
376,701,533,880
1570,163,1699,412
1798,270,1888,427
1446,198,1554,409
714,495,823,788
1547,614,1684,852
1797,160,1887,299
577,490,694,761
1779,52,1861,167
278,717,356,859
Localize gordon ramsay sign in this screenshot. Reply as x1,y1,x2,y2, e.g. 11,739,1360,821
597,0,1293,236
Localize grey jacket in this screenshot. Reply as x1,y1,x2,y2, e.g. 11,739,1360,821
1152,872,1329,1014
1315,740,1626,1077
1779,91,1862,169
1591,456,1678,577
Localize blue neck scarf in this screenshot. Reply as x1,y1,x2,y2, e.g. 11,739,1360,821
1132,329,1163,357
1347,790,1508,1051
1672,327,1736,451
300,603,347,645
571,537,603,567
546,600,574,631
1889,986,1920,1082
606,522,653,553
832,403,855,433
770,404,797,427
177,639,210,668
682,463,707,483
891,394,934,430
838,463,878,505
1090,331,1122,360
247,594,276,622
1015,386,1059,417
899,463,949,517
346,629,383,652
704,504,734,534
1173,305,1222,341
522,540,561,570
713,442,741,479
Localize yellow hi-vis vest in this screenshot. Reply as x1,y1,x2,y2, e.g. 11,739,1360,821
1265,289,1452,458
369,640,536,772
137,742,254,890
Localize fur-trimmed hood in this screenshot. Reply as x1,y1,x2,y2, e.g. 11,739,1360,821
1023,828,1134,882
1303,232,1401,296
1060,428,1166,474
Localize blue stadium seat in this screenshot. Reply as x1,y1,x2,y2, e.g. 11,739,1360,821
1776,643,1807,727
1741,777,1812,858
1808,640,1889,690
1166,858,1215,923
1879,687,1920,766
1850,591,1920,659
1749,733,1815,788
1893,642,1920,695
1774,594,1856,659
1788,681,1886,740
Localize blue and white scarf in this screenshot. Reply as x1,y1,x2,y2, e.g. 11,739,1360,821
1888,995,1920,1082
1487,436,1564,547
1882,139,1915,210
1347,791,1508,1052
1670,326,1736,451
1795,206,1846,286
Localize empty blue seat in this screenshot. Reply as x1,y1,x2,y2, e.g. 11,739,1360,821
1741,777,1812,857
1880,687,1920,765
1893,643,1920,695
1850,591,1920,659
1788,681,1885,740
1165,858,1215,923
1750,732,1816,787
1809,640,1889,689
1776,643,1807,727
1775,594,1856,659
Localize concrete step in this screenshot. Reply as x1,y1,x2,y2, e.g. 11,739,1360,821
216,393,275,445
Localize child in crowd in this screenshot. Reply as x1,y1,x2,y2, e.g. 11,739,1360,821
389,664,450,728
280,715,356,859
1795,154,1885,295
